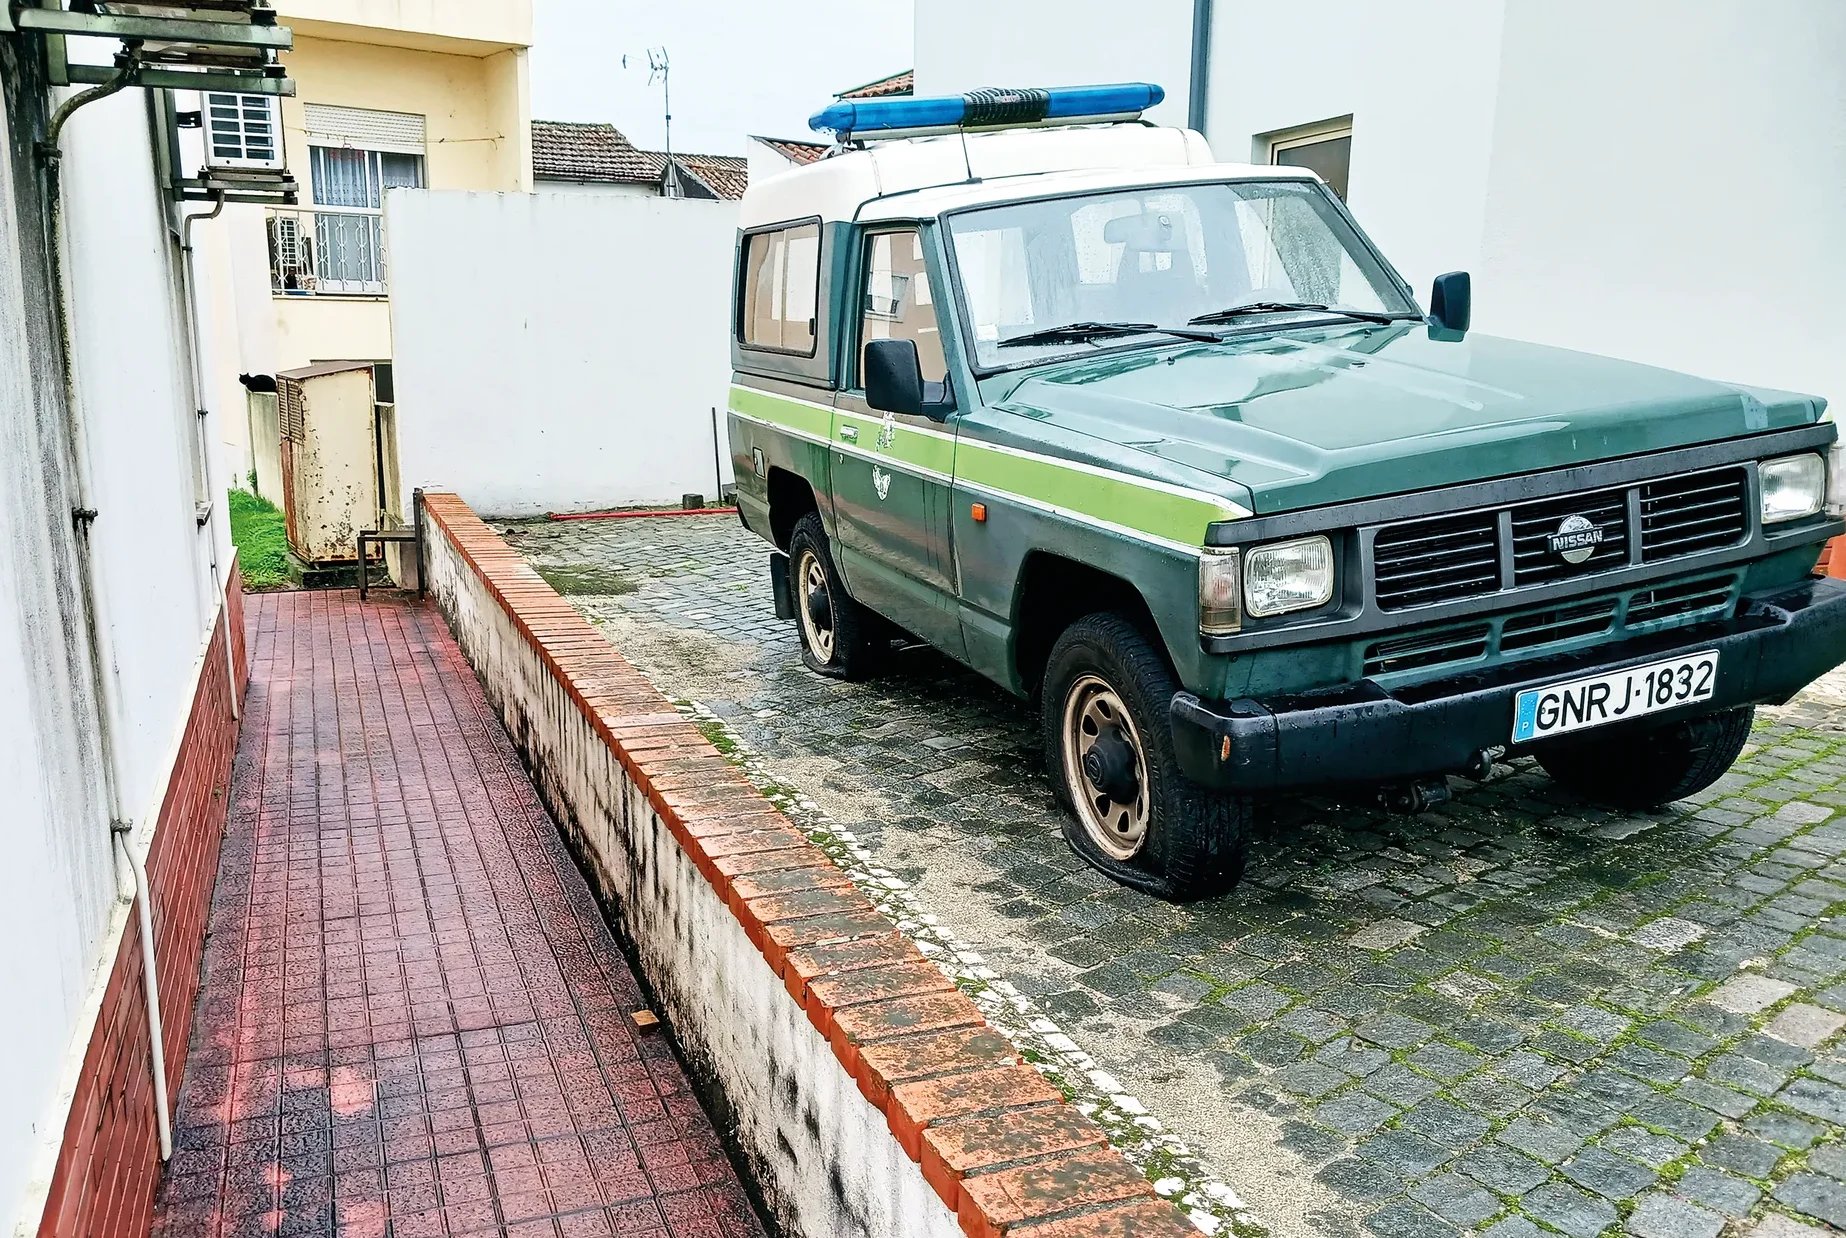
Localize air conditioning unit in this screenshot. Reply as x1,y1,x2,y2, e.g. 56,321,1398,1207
203,91,283,170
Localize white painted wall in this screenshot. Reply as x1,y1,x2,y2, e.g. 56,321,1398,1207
913,0,1194,127
747,141,804,189
1204,0,1507,310
1473,0,1846,406
0,78,237,1233
916,0,1844,408
386,190,739,516
531,177,660,198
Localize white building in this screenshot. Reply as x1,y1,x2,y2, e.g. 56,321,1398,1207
0,11,256,1237
914,0,1846,409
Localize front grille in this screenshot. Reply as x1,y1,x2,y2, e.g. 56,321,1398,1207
1372,513,1499,611
1627,575,1736,626
1369,464,1757,610
1510,488,1629,585
1500,599,1619,651
1640,468,1749,561
1363,624,1490,676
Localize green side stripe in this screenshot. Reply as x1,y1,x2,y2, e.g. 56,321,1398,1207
954,441,1235,546
729,384,1241,546
730,385,831,438
835,409,957,476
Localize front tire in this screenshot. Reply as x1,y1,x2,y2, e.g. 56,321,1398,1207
1040,613,1250,901
786,513,884,679
1537,706,1755,808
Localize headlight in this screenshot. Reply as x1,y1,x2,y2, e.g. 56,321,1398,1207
1761,453,1826,524
1244,535,1334,618
1198,549,1241,636
1826,410,1845,516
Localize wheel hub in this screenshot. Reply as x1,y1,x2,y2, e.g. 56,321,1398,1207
804,578,832,629
1060,674,1151,861
1082,727,1139,804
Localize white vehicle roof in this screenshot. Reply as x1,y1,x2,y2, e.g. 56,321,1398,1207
738,123,1318,229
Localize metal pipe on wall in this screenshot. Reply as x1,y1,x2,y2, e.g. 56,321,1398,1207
113,826,173,1160
1189,0,1213,136
174,189,240,721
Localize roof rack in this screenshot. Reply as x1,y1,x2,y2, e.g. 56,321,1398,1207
808,82,1164,144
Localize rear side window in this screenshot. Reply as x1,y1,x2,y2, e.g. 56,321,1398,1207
740,221,821,354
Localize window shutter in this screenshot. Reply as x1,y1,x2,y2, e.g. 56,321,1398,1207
277,378,306,444
204,93,281,169
303,104,426,153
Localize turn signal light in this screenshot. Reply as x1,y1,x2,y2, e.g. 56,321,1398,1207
970,503,988,523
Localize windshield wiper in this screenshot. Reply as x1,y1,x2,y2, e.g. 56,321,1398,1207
1188,301,1420,327
996,320,1223,348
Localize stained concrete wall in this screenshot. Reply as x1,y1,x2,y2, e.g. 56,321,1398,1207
1,52,242,1236
421,505,962,1238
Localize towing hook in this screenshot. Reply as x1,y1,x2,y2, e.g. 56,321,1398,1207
1379,777,1452,815
1463,747,1498,782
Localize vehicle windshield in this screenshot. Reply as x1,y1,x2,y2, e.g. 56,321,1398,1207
946,179,1417,369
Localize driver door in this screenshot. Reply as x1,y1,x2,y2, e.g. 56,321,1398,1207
830,226,964,656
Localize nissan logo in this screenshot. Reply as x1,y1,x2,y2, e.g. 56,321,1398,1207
1547,514,1605,565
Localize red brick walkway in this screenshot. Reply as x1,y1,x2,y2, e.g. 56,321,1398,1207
152,591,763,1238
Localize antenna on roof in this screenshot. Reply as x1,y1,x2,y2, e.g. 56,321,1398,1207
647,47,671,158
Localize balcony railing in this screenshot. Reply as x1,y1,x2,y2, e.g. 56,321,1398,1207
267,206,389,296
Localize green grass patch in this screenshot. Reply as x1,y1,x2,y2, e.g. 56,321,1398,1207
535,563,637,596
228,488,296,591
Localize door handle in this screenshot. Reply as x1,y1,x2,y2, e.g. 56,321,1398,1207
839,426,858,442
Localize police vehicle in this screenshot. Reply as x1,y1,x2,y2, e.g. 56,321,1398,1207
726,83,1846,900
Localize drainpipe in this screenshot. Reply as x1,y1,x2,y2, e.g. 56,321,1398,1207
113,826,173,1161
1188,0,1213,136
173,188,239,721
39,61,176,1162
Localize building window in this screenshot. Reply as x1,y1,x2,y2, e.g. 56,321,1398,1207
268,106,426,296
301,147,423,293
740,222,821,354
1264,118,1353,201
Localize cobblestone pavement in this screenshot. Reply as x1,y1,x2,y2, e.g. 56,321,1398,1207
507,513,1846,1238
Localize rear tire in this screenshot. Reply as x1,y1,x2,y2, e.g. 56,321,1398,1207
787,513,884,679
1040,612,1250,901
1537,706,1755,809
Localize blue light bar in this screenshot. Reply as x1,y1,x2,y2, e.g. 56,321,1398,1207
808,82,1165,139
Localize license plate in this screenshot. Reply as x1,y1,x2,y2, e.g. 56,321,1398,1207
1512,650,1720,743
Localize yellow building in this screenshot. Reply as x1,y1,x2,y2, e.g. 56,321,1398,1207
260,0,532,371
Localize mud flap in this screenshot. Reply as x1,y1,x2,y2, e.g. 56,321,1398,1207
769,550,794,621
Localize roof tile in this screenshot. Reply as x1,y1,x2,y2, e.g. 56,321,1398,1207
530,120,749,199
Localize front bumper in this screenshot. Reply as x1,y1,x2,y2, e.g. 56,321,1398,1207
1172,576,1846,793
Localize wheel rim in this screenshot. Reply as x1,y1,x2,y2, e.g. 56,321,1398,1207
1061,673,1150,860
795,549,835,662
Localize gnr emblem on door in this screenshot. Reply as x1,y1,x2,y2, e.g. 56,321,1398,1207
872,466,891,501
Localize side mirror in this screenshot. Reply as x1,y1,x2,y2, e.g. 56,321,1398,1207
1429,270,1472,335
864,338,924,417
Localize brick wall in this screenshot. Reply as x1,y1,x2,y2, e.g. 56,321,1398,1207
420,493,1196,1238
35,565,246,1238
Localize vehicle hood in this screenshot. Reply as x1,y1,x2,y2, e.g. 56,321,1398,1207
986,324,1828,515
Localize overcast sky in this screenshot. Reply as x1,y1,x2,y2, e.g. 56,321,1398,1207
530,0,915,157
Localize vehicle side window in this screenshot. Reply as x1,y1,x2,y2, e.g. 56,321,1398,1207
859,229,947,386
740,222,820,354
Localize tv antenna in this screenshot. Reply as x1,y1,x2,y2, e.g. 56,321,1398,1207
645,46,672,156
